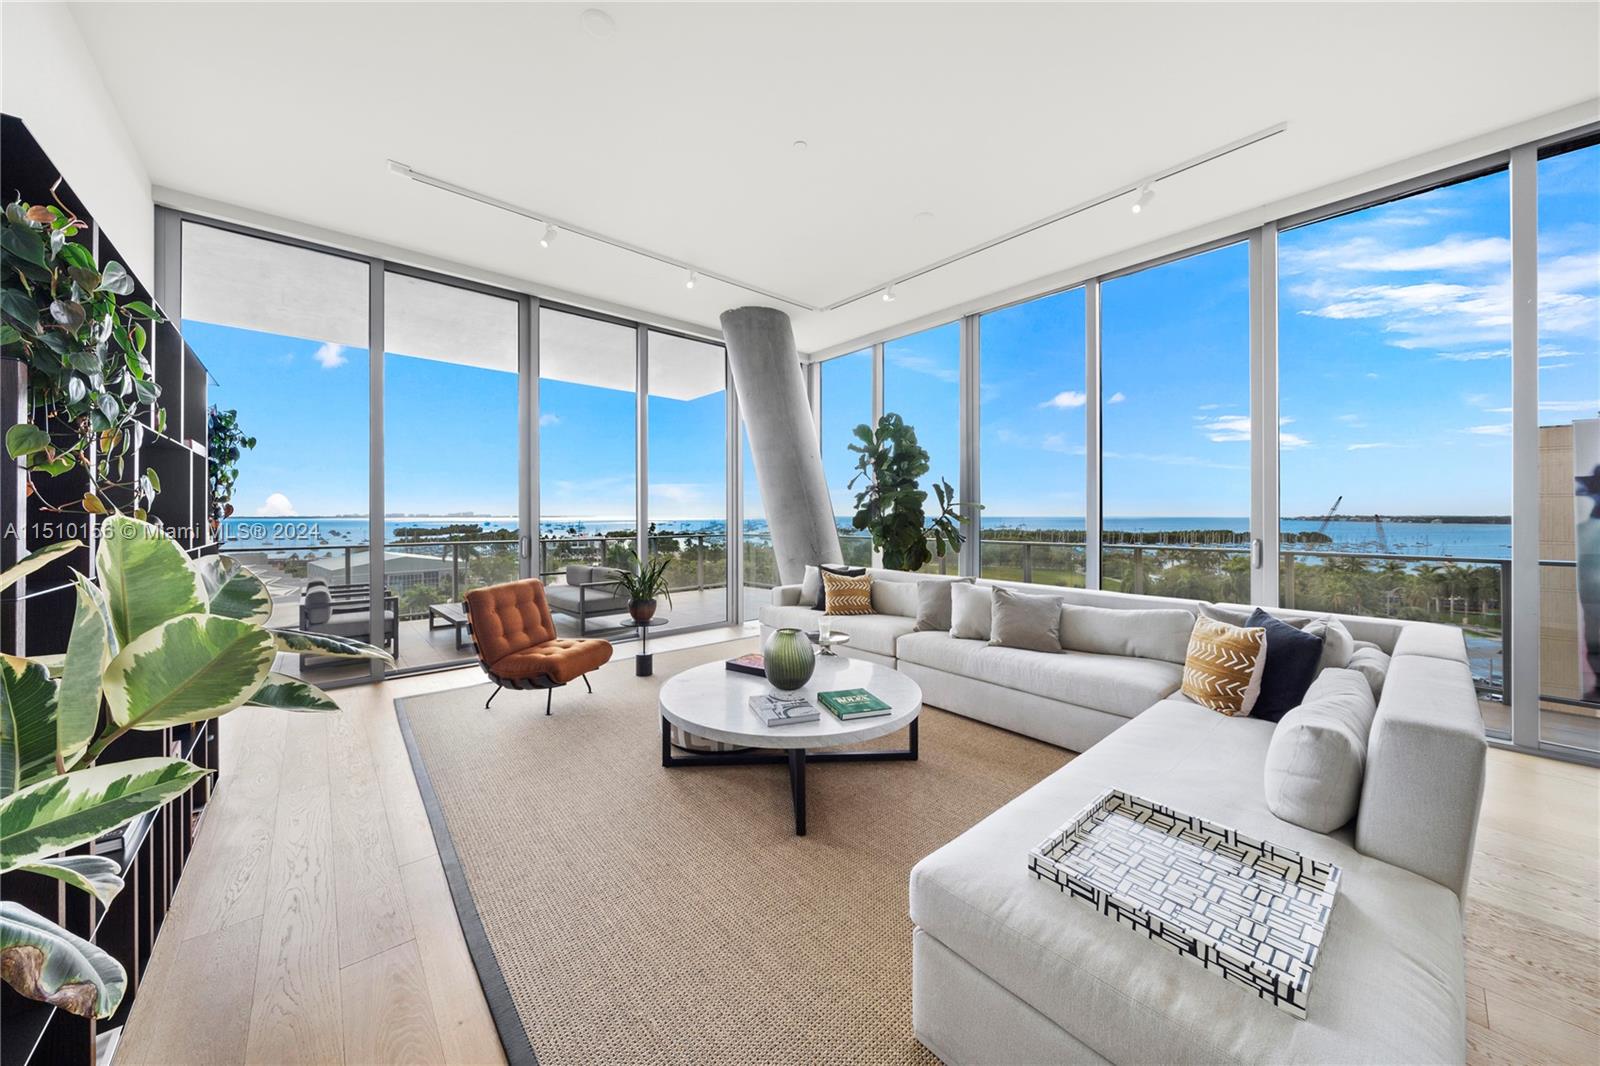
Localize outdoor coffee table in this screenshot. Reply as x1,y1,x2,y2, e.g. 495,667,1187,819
658,655,923,835
427,601,473,649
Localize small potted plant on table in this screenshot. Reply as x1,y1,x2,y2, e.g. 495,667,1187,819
613,550,673,623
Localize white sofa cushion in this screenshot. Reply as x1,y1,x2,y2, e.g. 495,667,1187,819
758,602,916,659
990,587,1064,653
1303,616,1355,671
871,579,920,618
1058,602,1195,664
1348,644,1392,698
949,582,995,641
1263,668,1378,833
909,699,1466,1065
896,632,1183,719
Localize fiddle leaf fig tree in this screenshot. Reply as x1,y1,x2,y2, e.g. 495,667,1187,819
847,412,973,572
207,405,255,537
0,516,393,1019
2,198,165,515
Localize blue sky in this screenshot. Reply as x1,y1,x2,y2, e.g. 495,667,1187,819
191,145,1594,524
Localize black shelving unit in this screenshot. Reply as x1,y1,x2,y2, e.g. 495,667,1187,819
1,114,219,1066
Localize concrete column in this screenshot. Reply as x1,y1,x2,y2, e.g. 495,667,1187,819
720,307,842,584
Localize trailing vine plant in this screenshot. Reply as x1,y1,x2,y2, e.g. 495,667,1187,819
1,197,164,515
207,405,256,539
848,412,973,572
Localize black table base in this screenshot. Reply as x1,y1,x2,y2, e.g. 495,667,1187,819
659,716,919,835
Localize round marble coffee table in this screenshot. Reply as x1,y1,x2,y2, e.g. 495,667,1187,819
658,654,923,836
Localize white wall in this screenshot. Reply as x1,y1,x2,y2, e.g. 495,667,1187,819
1,3,153,280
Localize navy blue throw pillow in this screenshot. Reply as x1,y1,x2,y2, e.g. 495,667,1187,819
814,565,867,612
1245,608,1325,723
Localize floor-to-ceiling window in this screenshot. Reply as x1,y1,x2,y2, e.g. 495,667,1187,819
883,323,961,573
1100,242,1251,601
820,348,874,565
1278,168,1513,736
538,307,638,630
383,271,521,671
1537,138,1600,753
647,330,729,631
740,426,770,618
180,221,376,685
979,288,1087,586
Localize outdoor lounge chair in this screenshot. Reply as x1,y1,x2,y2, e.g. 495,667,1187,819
542,564,631,635
464,578,613,712
298,585,400,669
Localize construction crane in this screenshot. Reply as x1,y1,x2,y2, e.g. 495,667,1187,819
1315,496,1343,536
1373,514,1390,553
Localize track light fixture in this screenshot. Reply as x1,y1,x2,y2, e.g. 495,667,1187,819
540,224,558,248
686,269,698,290
882,283,897,303
1131,184,1155,214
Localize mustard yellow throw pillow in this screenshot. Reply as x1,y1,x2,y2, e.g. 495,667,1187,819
821,570,873,616
1181,617,1268,716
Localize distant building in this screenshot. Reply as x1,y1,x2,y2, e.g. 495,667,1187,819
307,549,445,592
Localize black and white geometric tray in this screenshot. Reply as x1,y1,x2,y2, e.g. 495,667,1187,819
1028,789,1342,1019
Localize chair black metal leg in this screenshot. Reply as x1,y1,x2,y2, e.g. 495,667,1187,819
545,687,553,716
485,684,501,710
583,674,593,694
788,748,807,836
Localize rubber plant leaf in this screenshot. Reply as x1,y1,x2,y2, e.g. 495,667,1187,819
192,555,273,626
56,577,116,769
268,628,395,666
245,672,339,712
0,655,58,799
102,615,275,731
95,515,203,645
0,900,127,1019
14,855,124,906
0,540,81,595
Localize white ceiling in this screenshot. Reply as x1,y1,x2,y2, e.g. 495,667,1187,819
73,2,1600,354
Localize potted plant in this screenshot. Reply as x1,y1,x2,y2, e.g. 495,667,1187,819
207,405,256,540
612,549,673,623
848,412,975,571
0,516,392,1020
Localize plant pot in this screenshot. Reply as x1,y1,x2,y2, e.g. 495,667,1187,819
762,626,816,691
628,597,657,623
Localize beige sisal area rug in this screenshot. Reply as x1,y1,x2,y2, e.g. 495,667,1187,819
396,639,1070,1066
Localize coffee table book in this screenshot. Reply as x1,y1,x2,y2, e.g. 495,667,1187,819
748,694,821,726
818,689,891,720
725,652,766,677
1028,789,1341,1019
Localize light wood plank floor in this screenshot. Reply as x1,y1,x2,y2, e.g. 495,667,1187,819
117,638,1599,1065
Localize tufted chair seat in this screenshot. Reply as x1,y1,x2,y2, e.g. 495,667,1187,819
463,578,613,711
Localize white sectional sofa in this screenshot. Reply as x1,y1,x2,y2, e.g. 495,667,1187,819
760,568,1486,1064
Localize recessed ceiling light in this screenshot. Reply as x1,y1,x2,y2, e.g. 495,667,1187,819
581,8,616,38
792,140,809,152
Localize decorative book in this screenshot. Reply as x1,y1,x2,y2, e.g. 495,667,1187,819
725,653,766,677
1028,789,1341,1019
818,689,890,719
748,693,820,726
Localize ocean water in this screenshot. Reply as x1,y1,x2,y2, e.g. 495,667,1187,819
222,513,1512,560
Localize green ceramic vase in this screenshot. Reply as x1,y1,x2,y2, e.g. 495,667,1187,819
763,627,816,691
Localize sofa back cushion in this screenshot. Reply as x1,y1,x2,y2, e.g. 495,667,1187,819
1348,643,1393,698
564,564,592,587
949,582,994,640
1263,667,1378,832
988,587,1063,653
1357,646,1485,899
1180,617,1268,716
1058,603,1196,664
870,579,920,618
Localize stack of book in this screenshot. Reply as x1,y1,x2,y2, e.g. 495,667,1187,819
749,693,820,726
725,652,766,677
818,689,891,720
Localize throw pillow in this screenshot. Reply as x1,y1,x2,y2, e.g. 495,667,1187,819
1302,616,1355,672
814,565,867,612
1246,607,1326,723
821,570,873,615
914,577,973,632
989,587,1063,653
1180,617,1268,716
1263,667,1379,832
1347,645,1393,699
870,578,920,618
800,565,822,608
948,583,995,641
1058,603,1197,664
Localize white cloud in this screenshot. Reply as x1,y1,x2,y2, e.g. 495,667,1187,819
260,492,296,516
1435,349,1508,362
539,413,561,427
1107,391,1126,405
1040,390,1087,409
1340,235,1510,273
313,342,348,369
1199,415,1251,442
1347,442,1395,451
1196,402,1222,411
1039,433,1086,455
1279,432,1311,449
1541,399,1598,414
1467,423,1511,437
886,350,958,383
1337,413,1366,426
